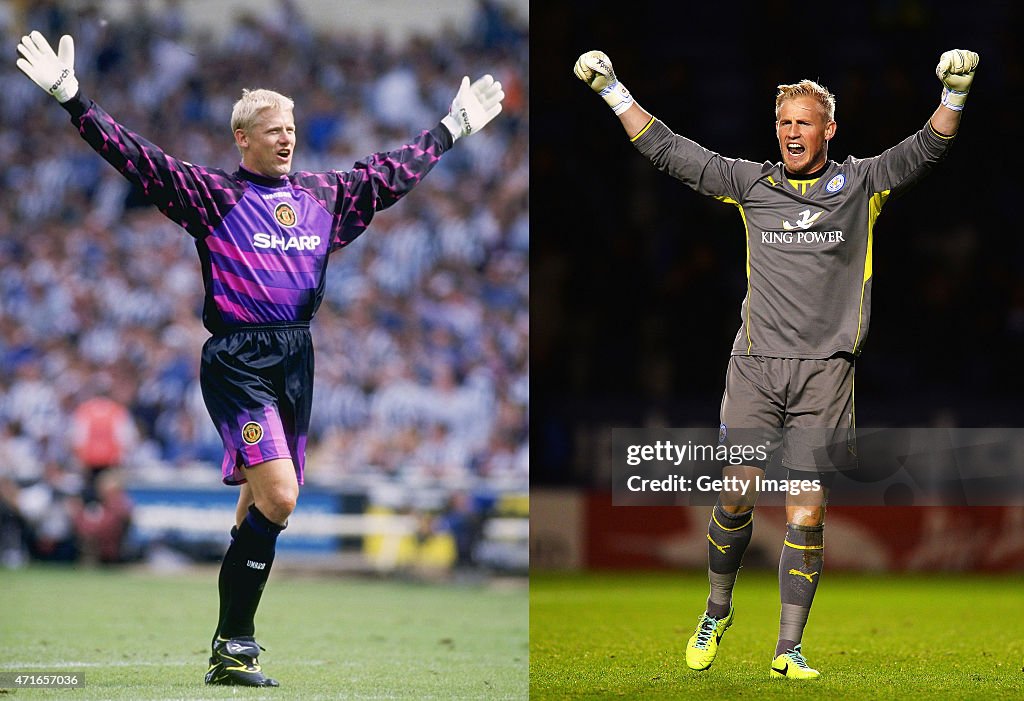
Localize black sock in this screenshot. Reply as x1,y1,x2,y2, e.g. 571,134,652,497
705,501,754,619
217,505,285,640
213,526,240,648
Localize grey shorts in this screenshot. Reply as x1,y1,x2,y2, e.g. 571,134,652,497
719,354,856,472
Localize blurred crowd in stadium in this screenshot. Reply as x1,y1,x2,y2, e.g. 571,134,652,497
0,0,527,565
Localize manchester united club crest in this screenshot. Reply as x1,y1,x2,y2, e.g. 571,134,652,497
274,202,297,228
242,421,264,445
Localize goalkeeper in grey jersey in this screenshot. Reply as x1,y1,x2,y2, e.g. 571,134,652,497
575,48,979,679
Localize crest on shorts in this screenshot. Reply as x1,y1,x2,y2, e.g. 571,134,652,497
719,423,728,445
242,421,264,445
274,202,297,228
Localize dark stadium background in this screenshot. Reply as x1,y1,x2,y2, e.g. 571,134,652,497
0,0,528,574
533,1,1024,487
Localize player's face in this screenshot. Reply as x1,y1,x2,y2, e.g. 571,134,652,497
236,107,296,177
776,96,836,175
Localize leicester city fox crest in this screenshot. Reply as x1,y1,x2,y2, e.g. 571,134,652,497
825,173,846,193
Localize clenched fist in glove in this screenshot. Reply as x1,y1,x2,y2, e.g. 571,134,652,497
935,49,979,111
574,50,634,115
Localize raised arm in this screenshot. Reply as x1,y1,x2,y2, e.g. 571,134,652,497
573,49,766,202
930,49,979,136
573,50,653,138
298,73,507,251
346,72,506,213
16,30,236,238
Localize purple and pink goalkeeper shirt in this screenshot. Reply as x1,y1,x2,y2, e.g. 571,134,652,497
61,93,451,334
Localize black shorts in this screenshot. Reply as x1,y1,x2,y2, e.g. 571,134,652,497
200,323,314,485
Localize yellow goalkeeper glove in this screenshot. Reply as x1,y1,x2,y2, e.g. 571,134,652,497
935,49,979,111
573,50,634,115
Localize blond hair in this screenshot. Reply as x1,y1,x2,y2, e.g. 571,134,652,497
775,79,835,123
230,88,295,134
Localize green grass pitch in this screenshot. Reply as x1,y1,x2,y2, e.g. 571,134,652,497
531,570,1024,700
1,564,527,700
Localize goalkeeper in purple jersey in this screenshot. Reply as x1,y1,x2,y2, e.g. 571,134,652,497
17,30,504,688
575,48,978,679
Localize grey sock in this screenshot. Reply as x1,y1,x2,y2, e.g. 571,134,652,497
777,523,823,652
707,571,736,619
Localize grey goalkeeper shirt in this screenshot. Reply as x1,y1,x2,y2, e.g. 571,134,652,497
632,117,955,359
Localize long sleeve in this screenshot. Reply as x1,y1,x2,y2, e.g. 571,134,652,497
62,93,242,238
291,124,453,251
631,117,770,202
849,121,955,199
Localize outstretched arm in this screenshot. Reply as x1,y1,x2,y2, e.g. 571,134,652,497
310,74,505,251
930,49,979,136
16,30,236,238
573,50,653,139
572,49,768,203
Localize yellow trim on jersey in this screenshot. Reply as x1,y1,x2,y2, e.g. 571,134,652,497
716,195,754,353
767,175,778,187
630,117,656,142
712,511,753,532
786,177,820,195
784,539,824,550
927,121,956,140
852,190,890,352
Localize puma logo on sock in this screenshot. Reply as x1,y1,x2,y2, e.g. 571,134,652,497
788,568,817,583
707,535,731,554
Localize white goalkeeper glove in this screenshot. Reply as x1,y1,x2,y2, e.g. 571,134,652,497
441,74,504,142
935,49,979,111
573,50,633,115
16,31,79,103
